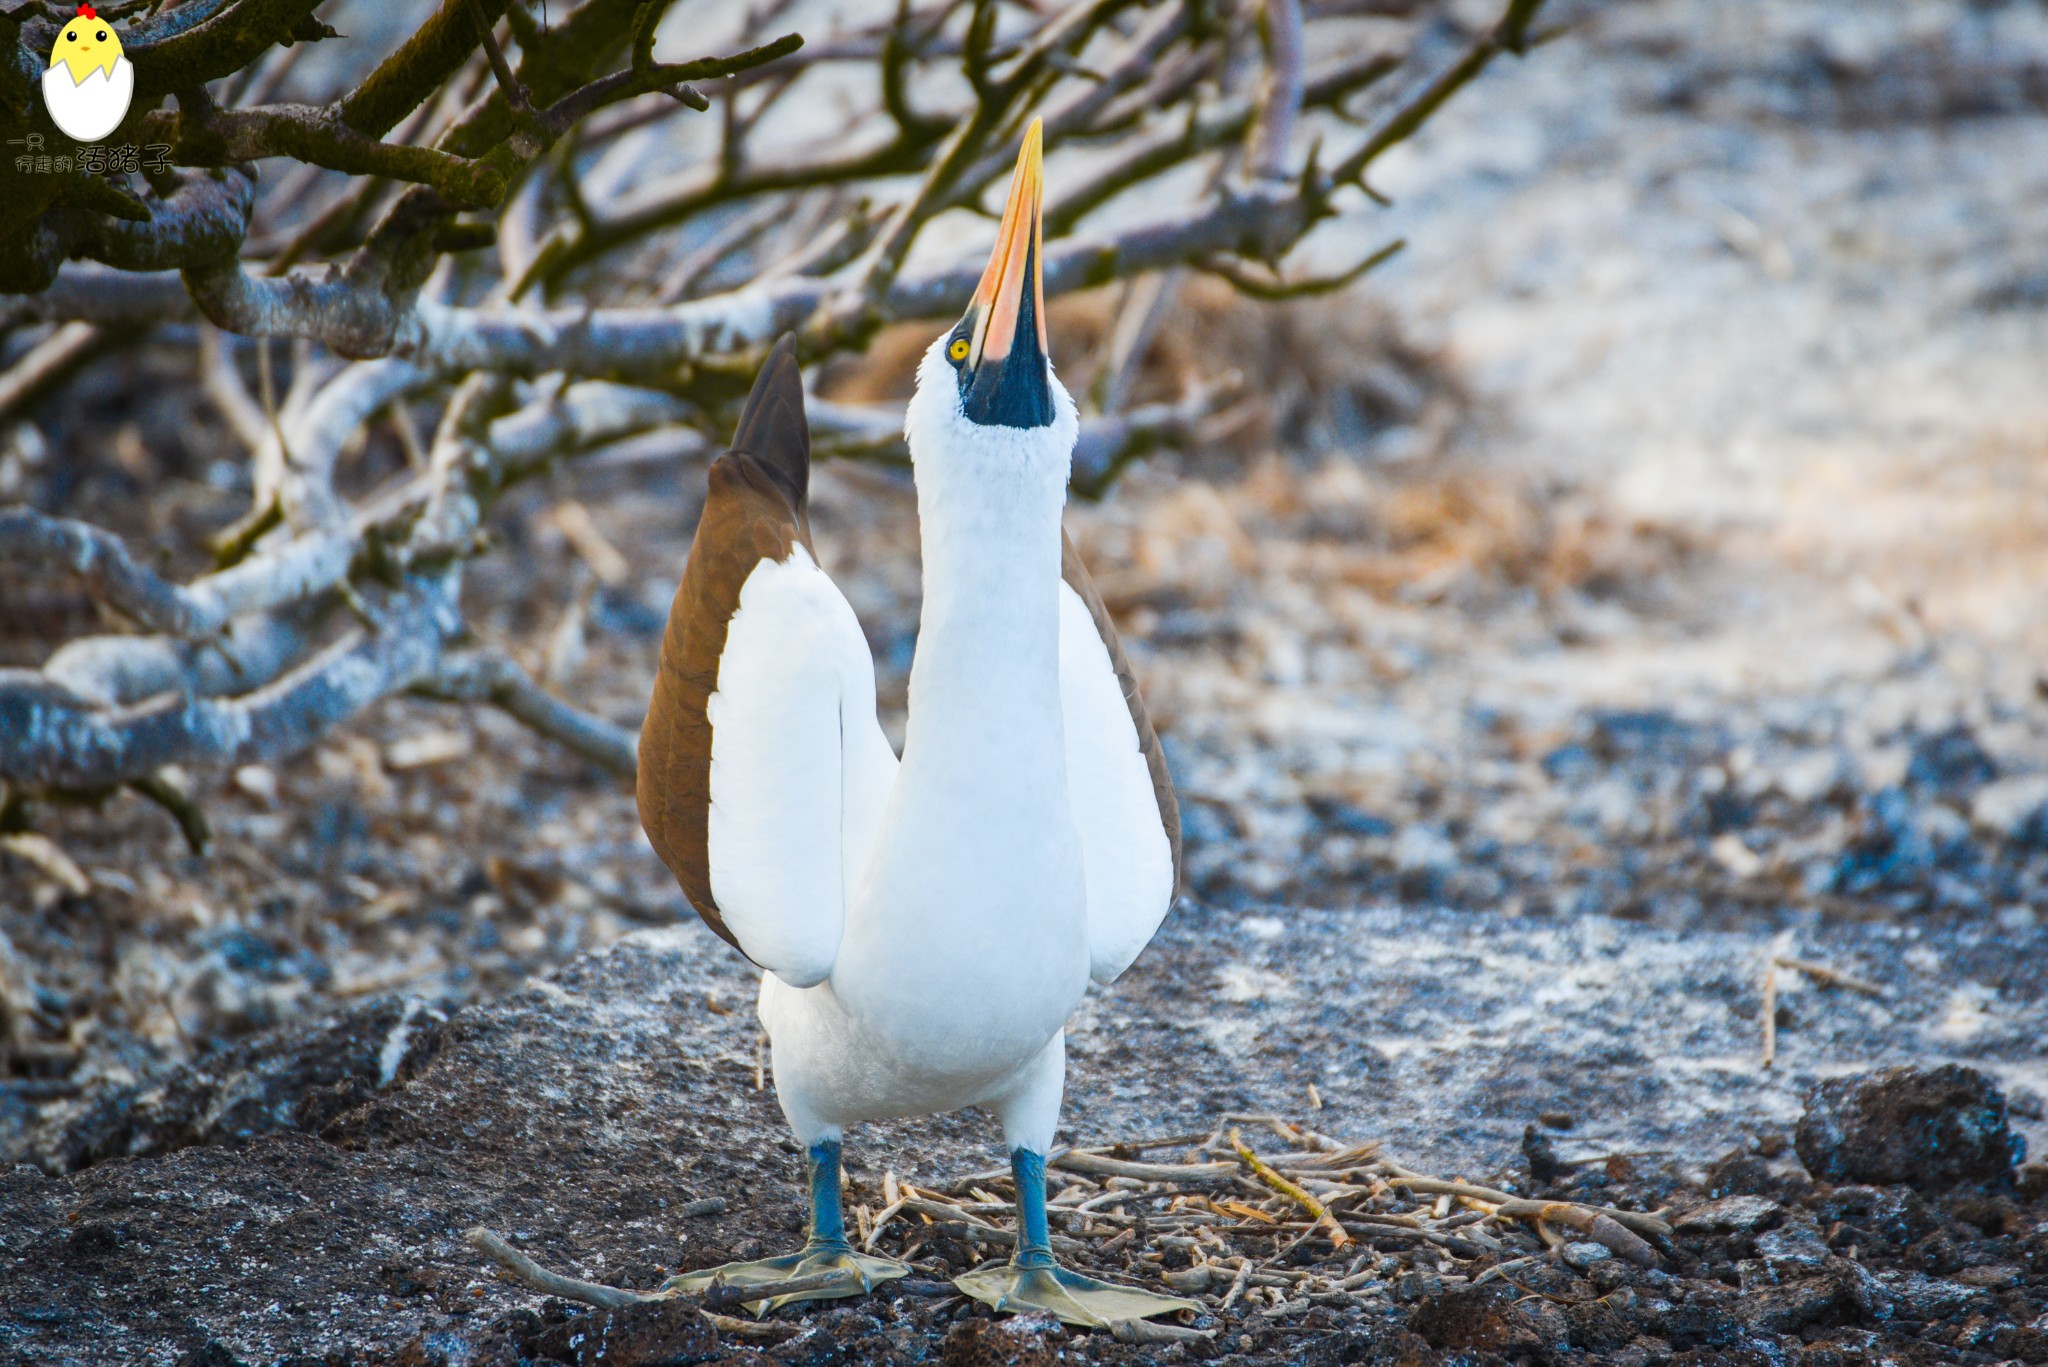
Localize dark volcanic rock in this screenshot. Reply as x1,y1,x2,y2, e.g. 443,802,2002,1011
1408,1282,1545,1353
532,1298,720,1365
1567,1294,1639,1351
1523,1120,1568,1183
1874,1270,1992,1322
1651,1297,1744,1351
940,1314,1065,1367
1828,1254,1897,1324
174,1345,249,1367
1753,1222,1832,1274
1810,1184,1929,1248
1675,1195,1784,1236
1795,1065,2025,1189
1734,1275,1845,1333
30,994,447,1174
1906,724,1999,798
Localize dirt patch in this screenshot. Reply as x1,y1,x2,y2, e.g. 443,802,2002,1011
4,914,2045,1365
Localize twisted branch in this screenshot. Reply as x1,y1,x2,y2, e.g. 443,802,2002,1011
0,0,1547,831
0,576,461,790
0,508,242,639
417,648,638,779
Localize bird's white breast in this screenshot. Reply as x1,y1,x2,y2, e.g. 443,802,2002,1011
760,338,1090,1126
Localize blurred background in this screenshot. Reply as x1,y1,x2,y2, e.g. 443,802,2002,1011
2,0,2047,1156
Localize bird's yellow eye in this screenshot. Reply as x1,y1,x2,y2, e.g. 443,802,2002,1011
948,338,970,363
65,30,76,40
96,29,107,40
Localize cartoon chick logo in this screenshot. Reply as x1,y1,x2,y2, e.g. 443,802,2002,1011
43,4,134,143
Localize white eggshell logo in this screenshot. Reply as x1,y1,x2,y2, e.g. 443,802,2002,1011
42,4,133,144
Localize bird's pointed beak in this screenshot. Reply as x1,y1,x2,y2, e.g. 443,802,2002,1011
958,120,1053,429
969,119,1046,370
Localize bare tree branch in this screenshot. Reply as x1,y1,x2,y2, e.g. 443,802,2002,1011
1198,234,1406,299
467,0,531,114
1092,268,1184,417
337,0,509,139
1252,0,1308,181
1044,47,1402,236
257,357,434,528
44,603,323,709
0,508,240,638
0,576,460,790
200,327,271,453
1332,0,1548,192
417,647,638,779
6,167,255,292
146,94,510,208
124,0,333,100
0,0,1549,826
0,323,105,423
4,268,195,327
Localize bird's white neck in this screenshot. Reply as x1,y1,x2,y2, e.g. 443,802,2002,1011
910,454,1066,747
834,341,1089,1012
899,341,1079,789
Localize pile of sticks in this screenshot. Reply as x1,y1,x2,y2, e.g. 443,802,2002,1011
476,1111,1672,1347
870,1114,1667,1338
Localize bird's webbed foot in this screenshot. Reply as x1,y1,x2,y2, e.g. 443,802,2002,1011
663,1137,906,1314
953,1253,1201,1328
662,1239,909,1315
470,1138,905,1316
952,1146,1200,1328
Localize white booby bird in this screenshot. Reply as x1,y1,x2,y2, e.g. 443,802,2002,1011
637,121,1191,1327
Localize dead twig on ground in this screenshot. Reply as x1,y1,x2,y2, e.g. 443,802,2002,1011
1232,1129,1350,1249
468,1227,665,1309
1383,1176,1670,1241
1762,955,1779,1068
1774,955,1884,997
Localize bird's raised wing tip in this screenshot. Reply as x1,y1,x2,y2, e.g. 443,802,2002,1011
730,334,810,512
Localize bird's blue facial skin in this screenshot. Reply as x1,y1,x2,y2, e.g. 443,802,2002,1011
948,241,1054,430
949,321,1054,429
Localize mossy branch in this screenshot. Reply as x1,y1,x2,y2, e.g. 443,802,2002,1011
151,97,509,208
126,0,332,100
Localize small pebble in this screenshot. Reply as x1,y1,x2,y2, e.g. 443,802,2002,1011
1674,1195,1783,1236
1561,1241,1613,1271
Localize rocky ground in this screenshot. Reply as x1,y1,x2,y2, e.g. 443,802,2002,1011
3,912,2046,1366
4,0,2048,1361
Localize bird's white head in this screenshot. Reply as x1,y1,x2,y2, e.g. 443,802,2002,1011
905,119,1077,501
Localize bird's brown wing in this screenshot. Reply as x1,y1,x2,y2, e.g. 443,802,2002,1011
637,336,812,958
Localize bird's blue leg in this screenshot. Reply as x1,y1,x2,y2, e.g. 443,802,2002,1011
804,1138,852,1251
1011,1147,1057,1269
950,1147,1202,1328
661,1133,907,1313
